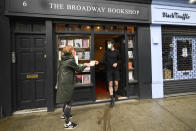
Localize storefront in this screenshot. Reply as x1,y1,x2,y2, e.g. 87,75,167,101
0,0,152,117
151,0,196,98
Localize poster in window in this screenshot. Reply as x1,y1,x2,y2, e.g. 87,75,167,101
177,40,192,71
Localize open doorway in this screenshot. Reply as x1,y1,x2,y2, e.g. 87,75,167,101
94,34,125,100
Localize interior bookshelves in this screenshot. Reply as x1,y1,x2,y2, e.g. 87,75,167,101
56,34,92,87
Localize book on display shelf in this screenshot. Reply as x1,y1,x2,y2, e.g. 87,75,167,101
76,75,82,84
75,55,78,65
82,74,91,84
59,40,66,48
128,40,133,48
84,51,90,60
67,40,74,46
74,39,82,48
82,39,90,48
76,52,83,59
128,51,133,58
128,62,133,70
58,51,62,61
129,71,133,80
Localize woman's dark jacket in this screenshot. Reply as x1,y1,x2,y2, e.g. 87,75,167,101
56,53,86,104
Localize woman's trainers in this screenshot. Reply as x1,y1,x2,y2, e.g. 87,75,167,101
64,122,78,129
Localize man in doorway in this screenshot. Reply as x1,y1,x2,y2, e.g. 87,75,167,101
95,39,120,108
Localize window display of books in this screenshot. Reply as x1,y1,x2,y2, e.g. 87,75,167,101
128,36,136,82
57,35,92,86
59,38,90,48
76,51,90,60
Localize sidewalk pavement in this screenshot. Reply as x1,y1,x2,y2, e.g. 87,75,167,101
0,94,196,131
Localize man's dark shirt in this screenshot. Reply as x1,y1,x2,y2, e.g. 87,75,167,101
100,49,120,71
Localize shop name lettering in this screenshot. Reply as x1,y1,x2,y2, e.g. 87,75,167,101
48,3,140,15
162,12,190,20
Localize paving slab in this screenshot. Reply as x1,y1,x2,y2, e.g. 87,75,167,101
0,95,196,131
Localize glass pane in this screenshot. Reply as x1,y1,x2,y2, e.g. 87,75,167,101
15,22,31,32
177,40,192,71
56,24,66,31
116,26,124,32
162,37,173,79
105,25,114,32
81,25,91,32
68,25,79,31
128,36,136,81
127,26,135,34
33,23,45,32
94,25,103,32
56,34,91,85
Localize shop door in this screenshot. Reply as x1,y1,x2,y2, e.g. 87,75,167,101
114,36,127,96
15,35,47,109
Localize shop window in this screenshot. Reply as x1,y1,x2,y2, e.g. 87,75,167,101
127,26,135,34
15,22,31,32
81,25,91,32
68,24,80,31
128,36,136,82
56,24,66,31
163,36,196,80
162,37,174,79
56,34,91,85
94,25,103,32
105,25,114,32
177,40,192,71
116,26,124,32
33,23,45,32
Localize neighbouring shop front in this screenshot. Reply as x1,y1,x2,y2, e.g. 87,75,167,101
0,0,152,117
151,1,196,98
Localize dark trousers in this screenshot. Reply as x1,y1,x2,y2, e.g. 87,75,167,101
63,101,72,124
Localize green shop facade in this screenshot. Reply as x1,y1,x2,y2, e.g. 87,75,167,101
0,0,152,117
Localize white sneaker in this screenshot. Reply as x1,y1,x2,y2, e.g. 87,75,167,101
64,122,78,129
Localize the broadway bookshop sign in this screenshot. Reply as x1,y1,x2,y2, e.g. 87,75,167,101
7,0,150,22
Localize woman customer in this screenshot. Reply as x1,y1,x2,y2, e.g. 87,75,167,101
56,45,93,129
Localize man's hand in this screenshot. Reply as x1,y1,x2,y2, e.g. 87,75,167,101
113,63,117,68
95,61,99,65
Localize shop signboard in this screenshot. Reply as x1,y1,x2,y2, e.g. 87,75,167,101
6,0,150,23
152,5,196,26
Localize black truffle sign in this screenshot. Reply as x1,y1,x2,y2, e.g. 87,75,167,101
162,12,190,20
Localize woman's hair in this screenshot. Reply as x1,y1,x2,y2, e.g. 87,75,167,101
107,39,115,45
63,45,74,55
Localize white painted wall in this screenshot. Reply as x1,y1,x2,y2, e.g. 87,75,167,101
150,25,164,98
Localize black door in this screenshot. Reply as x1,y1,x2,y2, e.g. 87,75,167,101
15,35,47,110
114,36,127,96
